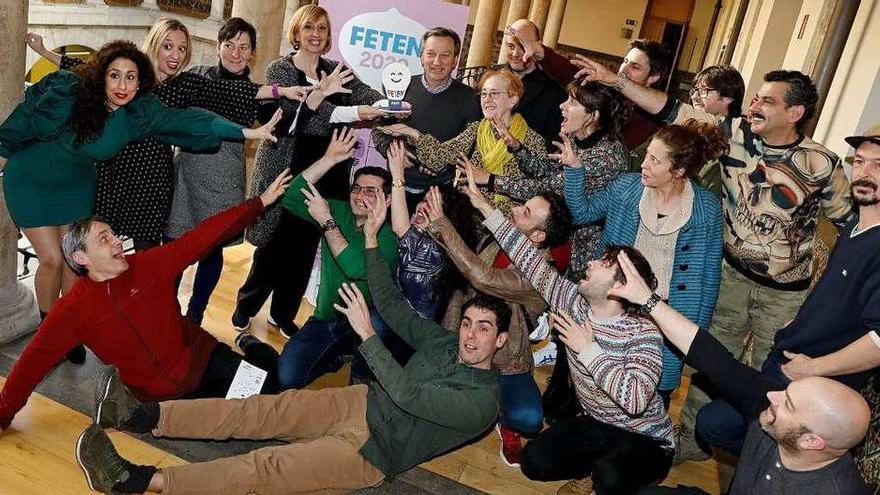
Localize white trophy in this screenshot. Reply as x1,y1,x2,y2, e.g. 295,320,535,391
375,62,413,114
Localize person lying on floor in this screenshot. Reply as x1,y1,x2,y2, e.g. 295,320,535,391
73,194,509,495
0,170,293,433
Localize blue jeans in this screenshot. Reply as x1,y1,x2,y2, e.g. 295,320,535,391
499,372,543,434
696,355,789,456
277,309,411,390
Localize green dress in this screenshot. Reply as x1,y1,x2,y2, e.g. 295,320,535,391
0,70,244,228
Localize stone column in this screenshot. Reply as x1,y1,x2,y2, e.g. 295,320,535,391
0,0,40,344
542,0,566,48
497,0,531,65
528,0,551,34
466,0,503,68
210,0,225,21
231,0,286,83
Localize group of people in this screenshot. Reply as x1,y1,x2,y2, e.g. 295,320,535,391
1,4,879,495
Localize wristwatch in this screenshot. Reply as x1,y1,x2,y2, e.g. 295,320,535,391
392,177,405,188
638,293,662,316
320,218,338,233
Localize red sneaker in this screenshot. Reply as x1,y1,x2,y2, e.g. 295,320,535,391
496,423,523,467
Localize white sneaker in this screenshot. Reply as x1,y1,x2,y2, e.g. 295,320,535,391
529,312,551,342
533,341,557,367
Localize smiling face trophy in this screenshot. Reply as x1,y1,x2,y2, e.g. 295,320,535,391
381,62,412,111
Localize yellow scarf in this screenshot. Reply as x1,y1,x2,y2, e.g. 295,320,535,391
477,114,528,175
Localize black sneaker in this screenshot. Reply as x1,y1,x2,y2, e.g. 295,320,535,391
234,332,262,354
75,424,134,494
268,315,299,339
67,344,87,365
231,310,251,332
94,366,144,431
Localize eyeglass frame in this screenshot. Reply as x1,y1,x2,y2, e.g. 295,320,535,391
689,86,718,99
350,183,381,198
479,90,512,100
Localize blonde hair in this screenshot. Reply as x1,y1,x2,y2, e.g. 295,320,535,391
142,18,192,79
287,5,332,53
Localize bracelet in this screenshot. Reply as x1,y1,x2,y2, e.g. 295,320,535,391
392,177,405,189
271,83,280,99
320,218,338,233
487,174,496,193
614,73,628,92
638,293,661,316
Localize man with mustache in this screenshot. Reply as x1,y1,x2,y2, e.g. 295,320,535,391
580,64,854,463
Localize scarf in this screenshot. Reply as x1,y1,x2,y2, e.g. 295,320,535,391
477,113,528,175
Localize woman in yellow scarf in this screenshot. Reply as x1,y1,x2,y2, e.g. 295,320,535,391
378,69,546,212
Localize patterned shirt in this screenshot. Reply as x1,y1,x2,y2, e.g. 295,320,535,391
484,210,674,445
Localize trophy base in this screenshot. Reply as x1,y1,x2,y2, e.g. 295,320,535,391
373,99,412,115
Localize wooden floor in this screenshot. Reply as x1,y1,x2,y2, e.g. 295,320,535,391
0,243,727,494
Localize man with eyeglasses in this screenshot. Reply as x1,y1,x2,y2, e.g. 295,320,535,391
275,127,411,390
579,63,854,465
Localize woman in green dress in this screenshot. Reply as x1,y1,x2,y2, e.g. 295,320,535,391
0,40,287,344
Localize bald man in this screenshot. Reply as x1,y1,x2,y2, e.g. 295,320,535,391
606,252,869,495
497,18,565,147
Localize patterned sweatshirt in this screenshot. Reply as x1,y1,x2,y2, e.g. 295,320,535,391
485,210,674,445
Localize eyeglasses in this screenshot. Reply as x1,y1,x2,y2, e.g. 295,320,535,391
690,86,717,99
350,184,380,197
479,90,510,100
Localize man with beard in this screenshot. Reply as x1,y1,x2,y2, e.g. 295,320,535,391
607,249,870,495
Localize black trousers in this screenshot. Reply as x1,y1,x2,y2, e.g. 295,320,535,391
186,341,280,399
235,209,320,325
521,415,673,494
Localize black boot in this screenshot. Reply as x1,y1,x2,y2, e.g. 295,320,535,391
542,345,581,424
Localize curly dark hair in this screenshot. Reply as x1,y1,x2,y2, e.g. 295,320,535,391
434,185,488,294
601,244,658,312
69,40,157,148
536,190,573,249
565,80,629,140
763,70,818,130
461,292,512,334
654,118,729,178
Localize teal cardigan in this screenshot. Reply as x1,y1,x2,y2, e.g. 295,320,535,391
564,170,723,391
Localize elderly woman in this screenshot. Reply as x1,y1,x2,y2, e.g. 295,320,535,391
379,69,546,213
564,119,726,405
28,20,307,254
0,40,281,360
231,4,390,338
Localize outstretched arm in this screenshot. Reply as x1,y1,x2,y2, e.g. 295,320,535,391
782,332,880,381
26,33,62,66
573,55,669,115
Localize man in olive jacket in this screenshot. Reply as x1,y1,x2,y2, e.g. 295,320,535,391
73,197,510,495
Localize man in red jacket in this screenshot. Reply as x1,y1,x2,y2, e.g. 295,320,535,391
0,171,292,432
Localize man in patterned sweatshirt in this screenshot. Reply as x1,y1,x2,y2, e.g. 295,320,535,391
462,172,674,494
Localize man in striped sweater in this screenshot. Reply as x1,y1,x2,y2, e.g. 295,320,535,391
461,173,674,494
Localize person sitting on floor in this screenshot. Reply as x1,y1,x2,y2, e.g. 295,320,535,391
0,171,293,432
73,193,510,494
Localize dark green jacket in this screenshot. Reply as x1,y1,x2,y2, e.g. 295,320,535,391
358,248,500,478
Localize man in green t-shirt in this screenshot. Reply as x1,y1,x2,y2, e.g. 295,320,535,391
276,127,404,389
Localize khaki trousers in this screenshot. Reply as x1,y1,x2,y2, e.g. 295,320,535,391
156,385,384,495
678,259,808,437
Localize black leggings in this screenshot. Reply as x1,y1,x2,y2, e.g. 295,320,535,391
186,342,280,399
521,415,673,494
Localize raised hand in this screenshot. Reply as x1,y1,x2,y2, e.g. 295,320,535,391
319,64,355,97
571,55,618,86
456,154,489,185
490,115,521,150
462,161,493,217
364,189,388,241
550,311,594,354
606,251,654,306
549,132,580,168
281,85,314,101
424,186,445,222
242,108,282,143
25,33,47,53
258,169,293,207
505,25,544,64
323,127,357,165
301,180,332,225
387,140,408,178
333,283,376,341
376,123,420,140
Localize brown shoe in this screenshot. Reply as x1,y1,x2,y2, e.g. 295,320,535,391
557,477,594,495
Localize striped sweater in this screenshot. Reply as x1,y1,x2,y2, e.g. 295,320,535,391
485,211,674,445
564,171,723,391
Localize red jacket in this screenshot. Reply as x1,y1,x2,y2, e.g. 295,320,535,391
0,198,264,429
